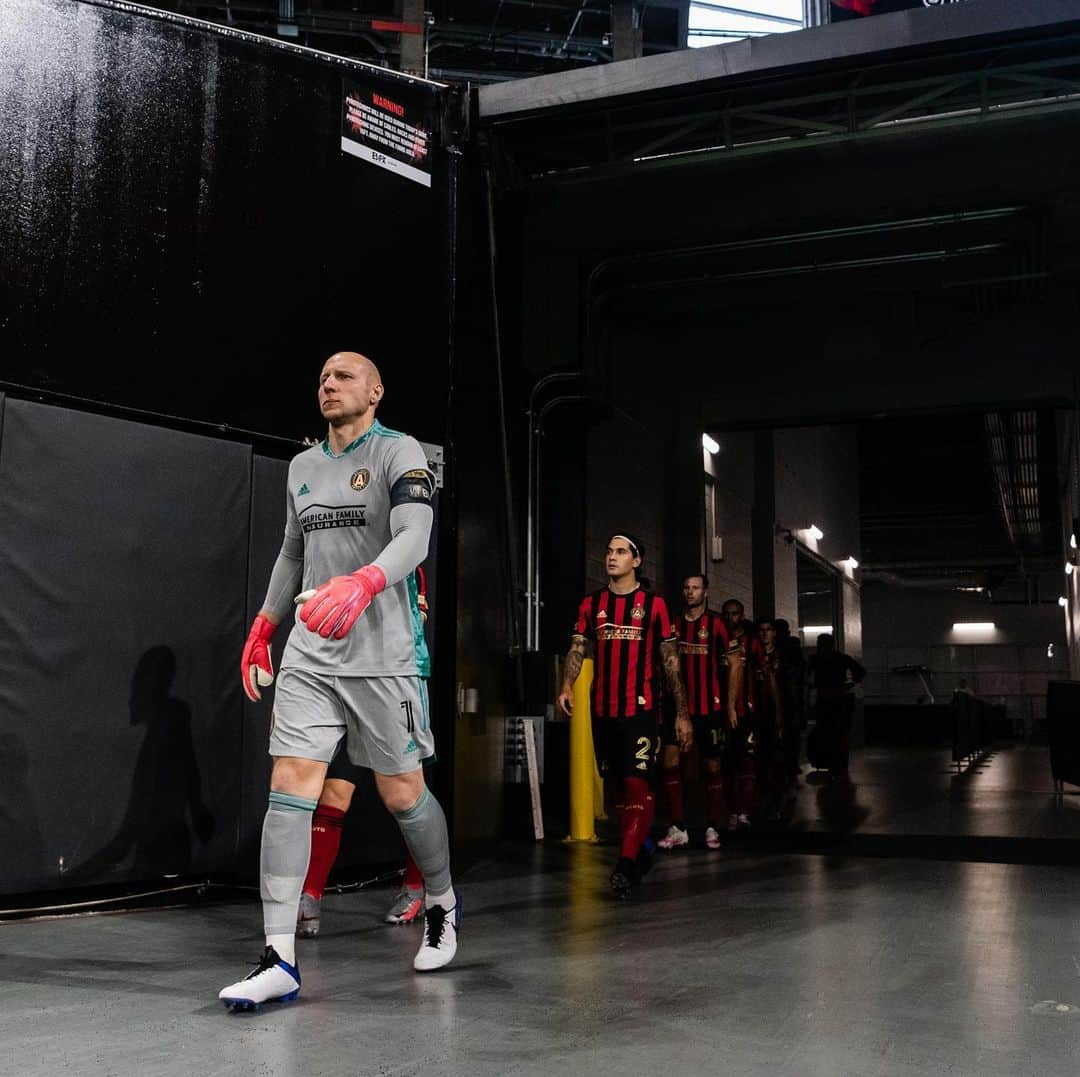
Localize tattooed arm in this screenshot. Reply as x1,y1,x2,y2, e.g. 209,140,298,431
725,635,746,729
557,634,591,716
660,638,693,751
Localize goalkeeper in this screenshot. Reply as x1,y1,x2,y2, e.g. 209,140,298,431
219,351,458,1012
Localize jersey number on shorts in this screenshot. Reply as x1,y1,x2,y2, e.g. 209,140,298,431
400,699,415,733
635,736,654,771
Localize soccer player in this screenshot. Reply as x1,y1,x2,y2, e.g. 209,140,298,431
755,618,789,819
774,618,806,784
219,351,457,1012
657,573,729,852
807,633,865,783
557,534,691,899
297,565,433,935
720,598,759,830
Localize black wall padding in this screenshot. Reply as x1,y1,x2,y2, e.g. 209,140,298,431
0,0,448,447
0,400,251,895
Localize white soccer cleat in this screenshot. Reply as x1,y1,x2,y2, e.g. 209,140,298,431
704,826,723,851
219,947,301,1011
657,825,689,850
413,891,460,972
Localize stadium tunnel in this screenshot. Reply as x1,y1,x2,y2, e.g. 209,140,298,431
2,0,1080,897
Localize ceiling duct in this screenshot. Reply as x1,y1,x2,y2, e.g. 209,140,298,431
985,409,1042,556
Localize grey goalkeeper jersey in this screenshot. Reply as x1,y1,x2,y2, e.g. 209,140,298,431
271,420,434,678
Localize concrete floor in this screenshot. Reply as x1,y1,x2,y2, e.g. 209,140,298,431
2,845,1079,1076
791,743,1080,840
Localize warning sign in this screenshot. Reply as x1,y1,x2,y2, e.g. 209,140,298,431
341,79,434,188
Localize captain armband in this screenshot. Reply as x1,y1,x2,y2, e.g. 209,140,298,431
390,468,436,508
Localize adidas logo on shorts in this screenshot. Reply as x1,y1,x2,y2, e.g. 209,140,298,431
404,739,419,754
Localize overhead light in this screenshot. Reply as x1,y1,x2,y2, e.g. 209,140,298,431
702,433,719,455
801,624,832,637
1071,533,1078,550
1059,596,1069,608
952,622,995,632
807,524,824,541
957,586,985,593
1048,643,1056,658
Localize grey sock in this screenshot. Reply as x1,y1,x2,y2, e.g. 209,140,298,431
393,787,452,897
260,791,318,938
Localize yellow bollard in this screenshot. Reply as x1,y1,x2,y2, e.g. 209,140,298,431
567,658,600,842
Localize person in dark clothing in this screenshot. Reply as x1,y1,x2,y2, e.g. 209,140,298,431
807,634,865,783
774,618,806,783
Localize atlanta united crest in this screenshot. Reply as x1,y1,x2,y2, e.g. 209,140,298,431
350,468,370,491
631,606,645,620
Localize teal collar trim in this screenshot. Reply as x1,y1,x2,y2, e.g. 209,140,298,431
321,420,385,458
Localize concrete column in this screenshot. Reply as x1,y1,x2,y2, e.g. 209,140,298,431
752,429,776,619
399,0,426,75
664,413,705,605
611,0,643,62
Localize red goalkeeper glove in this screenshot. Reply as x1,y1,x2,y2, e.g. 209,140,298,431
241,615,276,702
296,565,387,640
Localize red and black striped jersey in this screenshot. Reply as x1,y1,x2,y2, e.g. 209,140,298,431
573,586,676,718
729,629,764,717
677,611,728,717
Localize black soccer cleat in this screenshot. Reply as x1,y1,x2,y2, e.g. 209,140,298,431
609,856,638,900
635,839,655,881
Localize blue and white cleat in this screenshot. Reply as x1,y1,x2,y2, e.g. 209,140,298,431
413,890,461,972
219,946,301,1012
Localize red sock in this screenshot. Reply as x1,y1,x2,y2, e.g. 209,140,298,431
706,771,725,828
302,805,345,900
663,766,685,827
619,777,651,860
643,788,656,835
402,851,424,891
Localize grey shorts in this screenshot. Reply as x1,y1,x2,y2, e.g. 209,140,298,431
270,669,434,776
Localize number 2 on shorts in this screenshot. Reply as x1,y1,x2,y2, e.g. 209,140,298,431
635,736,652,771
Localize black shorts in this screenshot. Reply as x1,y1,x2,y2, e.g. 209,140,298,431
326,744,436,784
592,713,661,780
662,712,726,760
727,714,761,758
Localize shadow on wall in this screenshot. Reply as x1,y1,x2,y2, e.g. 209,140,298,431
69,647,215,883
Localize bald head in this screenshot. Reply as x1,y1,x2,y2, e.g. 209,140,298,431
327,351,382,386
318,350,385,428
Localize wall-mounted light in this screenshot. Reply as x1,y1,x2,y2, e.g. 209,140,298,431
952,622,996,632
801,624,832,642
1059,595,1069,608
1072,533,1078,550
845,556,859,571
1067,562,1075,576
702,433,720,455
807,524,824,541
957,586,985,593
1048,643,1056,659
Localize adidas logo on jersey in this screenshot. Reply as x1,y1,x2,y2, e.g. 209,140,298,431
298,483,310,496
